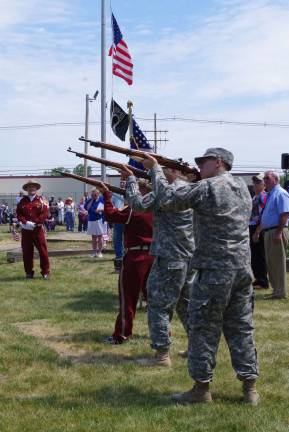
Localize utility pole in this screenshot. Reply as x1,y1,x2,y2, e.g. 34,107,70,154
83,94,90,193
154,113,157,153
101,0,107,182
143,113,168,154
83,91,99,193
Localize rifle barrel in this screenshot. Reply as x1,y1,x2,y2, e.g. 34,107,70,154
67,148,151,180
56,171,125,196
79,137,198,175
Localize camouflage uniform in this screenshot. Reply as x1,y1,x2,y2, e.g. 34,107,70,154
150,165,259,382
126,176,195,350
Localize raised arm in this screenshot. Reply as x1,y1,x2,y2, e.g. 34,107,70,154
149,163,208,212
125,175,156,212
103,190,131,224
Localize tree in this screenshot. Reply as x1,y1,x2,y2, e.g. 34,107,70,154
73,164,92,177
43,167,71,176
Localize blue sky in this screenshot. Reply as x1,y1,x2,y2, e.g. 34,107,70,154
1,0,289,175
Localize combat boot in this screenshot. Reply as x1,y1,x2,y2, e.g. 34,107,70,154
242,380,260,406
172,382,212,404
137,349,171,367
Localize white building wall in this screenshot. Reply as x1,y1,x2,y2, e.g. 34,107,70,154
0,175,121,207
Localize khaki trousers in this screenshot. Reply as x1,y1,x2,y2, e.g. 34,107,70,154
264,228,289,298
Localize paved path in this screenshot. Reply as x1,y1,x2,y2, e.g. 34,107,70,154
47,232,90,242
0,242,21,253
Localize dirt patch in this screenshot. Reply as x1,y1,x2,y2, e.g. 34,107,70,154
14,320,132,365
14,320,94,363
0,374,8,383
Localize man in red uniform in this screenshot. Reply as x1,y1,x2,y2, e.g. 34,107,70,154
16,180,50,279
97,181,154,344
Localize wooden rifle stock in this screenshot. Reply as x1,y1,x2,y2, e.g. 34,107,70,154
79,137,200,178
56,171,125,196
67,147,151,180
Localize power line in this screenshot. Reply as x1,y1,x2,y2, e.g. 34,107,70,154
1,116,289,131
138,117,289,129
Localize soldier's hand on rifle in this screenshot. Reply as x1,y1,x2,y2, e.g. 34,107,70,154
120,165,134,180
142,153,158,170
97,182,109,193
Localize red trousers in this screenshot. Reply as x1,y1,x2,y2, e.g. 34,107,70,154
113,250,154,342
21,227,50,276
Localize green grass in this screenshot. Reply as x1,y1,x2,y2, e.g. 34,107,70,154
0,230,288,431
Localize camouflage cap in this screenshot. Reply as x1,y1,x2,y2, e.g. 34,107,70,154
195,147,234,170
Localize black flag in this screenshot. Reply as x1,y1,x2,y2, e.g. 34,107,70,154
110,99,129,141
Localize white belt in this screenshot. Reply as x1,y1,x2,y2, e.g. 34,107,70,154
125,245,150,253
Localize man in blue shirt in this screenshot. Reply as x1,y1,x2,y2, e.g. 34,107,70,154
254,171,289,299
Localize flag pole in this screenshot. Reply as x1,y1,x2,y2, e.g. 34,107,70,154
101,0,107,182
127,100,133,140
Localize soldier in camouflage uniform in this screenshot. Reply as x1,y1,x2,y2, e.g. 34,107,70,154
142,148,260,406
123,168,195,367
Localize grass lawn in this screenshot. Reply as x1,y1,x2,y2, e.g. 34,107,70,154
0,226,288,431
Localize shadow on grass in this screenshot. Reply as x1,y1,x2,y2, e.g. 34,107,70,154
254,292,272,301
0,275,29,282
213,393,243,404
66,330,148,344
78,258,113,265
6,385,172,409
65,289,116,312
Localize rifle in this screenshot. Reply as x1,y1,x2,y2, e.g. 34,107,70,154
55,171,125,196
79,137,200,178
67,147,151,180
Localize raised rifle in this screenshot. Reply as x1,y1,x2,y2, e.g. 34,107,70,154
79,137,200,178
67,147,151,180
55,170,126,196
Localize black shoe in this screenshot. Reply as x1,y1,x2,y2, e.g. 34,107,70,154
253,280,269,289
103,336,124,345
26,274,34,279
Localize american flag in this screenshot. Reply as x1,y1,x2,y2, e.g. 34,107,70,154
109,13,133,86
129,118,152,169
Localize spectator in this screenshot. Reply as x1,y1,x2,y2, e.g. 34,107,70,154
44,212,56,232
76,197,88,232
57,197,65,225
83,191,89,204
49,196,58,221
253,171,289,299
249,174,269,290
0,203,3,224
64,197,75,232
15,191,23,205
84,189,104,258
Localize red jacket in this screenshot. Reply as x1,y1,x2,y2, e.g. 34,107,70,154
103,191,153,249
16,195,49,225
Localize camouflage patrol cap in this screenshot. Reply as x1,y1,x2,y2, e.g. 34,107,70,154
195,148,234,170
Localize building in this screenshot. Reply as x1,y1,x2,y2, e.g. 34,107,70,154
0,174,122,208
0,171,258,209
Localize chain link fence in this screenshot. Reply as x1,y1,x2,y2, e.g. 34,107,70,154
0,192,78,210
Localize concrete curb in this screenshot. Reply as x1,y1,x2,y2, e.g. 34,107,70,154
7,249,114,263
